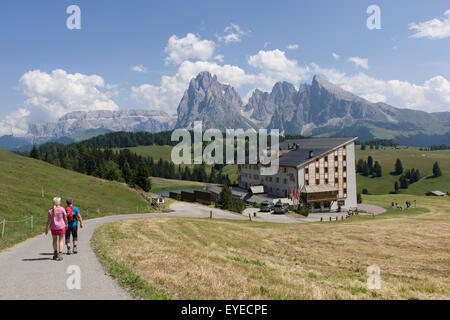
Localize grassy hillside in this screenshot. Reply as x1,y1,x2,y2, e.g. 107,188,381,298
93,194,450,299
0,149,147,251
355,146,450,195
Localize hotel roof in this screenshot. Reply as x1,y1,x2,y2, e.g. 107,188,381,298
278,137,357,168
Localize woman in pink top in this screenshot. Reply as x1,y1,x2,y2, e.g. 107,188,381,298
45,197,68,261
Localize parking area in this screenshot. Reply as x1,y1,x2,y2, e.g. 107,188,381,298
243,204,386,223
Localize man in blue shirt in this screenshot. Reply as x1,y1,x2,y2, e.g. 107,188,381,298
65,198,83,255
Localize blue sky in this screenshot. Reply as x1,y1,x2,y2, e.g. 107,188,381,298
1,0,449,135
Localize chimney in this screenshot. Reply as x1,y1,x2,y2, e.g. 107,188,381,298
309,150,314,158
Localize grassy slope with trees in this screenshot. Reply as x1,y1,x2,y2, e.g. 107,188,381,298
355,146,450,195
0,149,147,251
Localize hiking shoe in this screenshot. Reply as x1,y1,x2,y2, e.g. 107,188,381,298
56,252,63,261
52,251,58,260
73,247,78,254
67,248,72,255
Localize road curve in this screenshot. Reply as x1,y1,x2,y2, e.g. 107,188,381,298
0,201,386,300
0,203,248,300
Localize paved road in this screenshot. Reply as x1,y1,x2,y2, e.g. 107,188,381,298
0,201,386,300
0,203,250,300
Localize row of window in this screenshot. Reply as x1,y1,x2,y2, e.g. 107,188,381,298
305,177,347,186
306,165,347,175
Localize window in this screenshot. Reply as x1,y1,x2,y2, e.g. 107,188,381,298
344,188,347,194
283,168,287,173
343,155,347,161
343,166,347,172
325,168,329,173
316,179,320,185
325,179,329,184
334,156,338,162
343,177,347,183
305,168,309,174
316,168,319,173
335,166,338,172
276,177,279,183
335,178,339,183
283,178,287,184
306,180,309,186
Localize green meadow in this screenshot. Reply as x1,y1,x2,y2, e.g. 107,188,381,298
355,146,450,195
0,149,148,251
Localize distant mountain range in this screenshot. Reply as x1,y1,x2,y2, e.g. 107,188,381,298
176,72,450,145
1,71,449,151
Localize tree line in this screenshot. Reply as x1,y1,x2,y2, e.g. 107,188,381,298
30,143,231,192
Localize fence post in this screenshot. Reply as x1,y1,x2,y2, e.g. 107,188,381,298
31,216,34,231
1,219,5,239
210,210,212,219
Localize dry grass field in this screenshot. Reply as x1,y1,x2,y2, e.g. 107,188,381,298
93,195,450,300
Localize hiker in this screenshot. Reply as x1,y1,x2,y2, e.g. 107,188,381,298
65,198,83,255
45,197,68,261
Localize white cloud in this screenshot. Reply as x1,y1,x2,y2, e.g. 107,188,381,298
332,52,341,60
130,65,148,73
220,23,248,44
248,49,309,86
0,69,119,136
0,108,30,136
286,44,299,50
214,54,224,62
409,10,450,39
348,56,369,70
19,69,118,119
164,33,215,65
310,63,450,112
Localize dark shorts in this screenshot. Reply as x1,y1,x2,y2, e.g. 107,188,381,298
65,225,78,243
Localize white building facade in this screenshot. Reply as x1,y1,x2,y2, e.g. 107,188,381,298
238,137,358,211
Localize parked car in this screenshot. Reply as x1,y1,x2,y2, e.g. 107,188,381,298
273,203,288,214
260,201,274,212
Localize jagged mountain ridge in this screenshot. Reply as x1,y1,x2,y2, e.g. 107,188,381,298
2,72,450,150
28,109,177,139
175,72,255,130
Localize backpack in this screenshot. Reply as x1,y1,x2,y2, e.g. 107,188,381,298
66,206,75,223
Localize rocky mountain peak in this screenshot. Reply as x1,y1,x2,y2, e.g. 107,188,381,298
176,72,253,130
